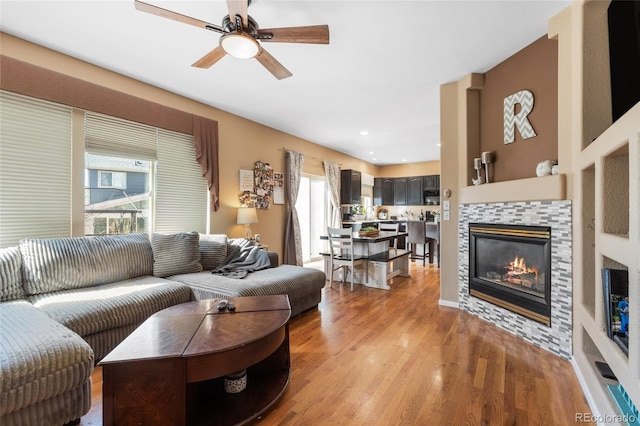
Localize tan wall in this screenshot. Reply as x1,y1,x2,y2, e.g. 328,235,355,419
438,74,484,304
379,161,440,177
480,36,559,182
0,33,438,260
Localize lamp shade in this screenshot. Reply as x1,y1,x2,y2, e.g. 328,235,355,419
237,207,258,225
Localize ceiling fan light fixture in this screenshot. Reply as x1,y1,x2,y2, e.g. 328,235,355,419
220,33,260,59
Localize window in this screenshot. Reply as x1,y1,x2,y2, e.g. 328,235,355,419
84,113,157,236
0,91,72,248
84,112,207,235
85,154,151,235
98,170,127,189
154,129,208,233
296,175,329,263
0,92,209,245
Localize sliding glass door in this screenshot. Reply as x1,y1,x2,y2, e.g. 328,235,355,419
296,175,328,263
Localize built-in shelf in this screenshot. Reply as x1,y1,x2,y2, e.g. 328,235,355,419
459,174,566,204
582,165,596,320
577,101,639,414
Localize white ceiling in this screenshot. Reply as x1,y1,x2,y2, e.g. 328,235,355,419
0,0,570,165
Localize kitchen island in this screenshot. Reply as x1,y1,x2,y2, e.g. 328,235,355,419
320,231,411,290
341,220,439,264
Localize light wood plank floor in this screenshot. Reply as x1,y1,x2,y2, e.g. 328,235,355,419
81,262,592,425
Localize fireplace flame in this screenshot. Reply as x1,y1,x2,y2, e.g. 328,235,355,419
508,256,538,280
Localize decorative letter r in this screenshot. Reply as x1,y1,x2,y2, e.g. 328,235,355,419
503,90,536,144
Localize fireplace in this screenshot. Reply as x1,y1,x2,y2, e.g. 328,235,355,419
469,223,552,326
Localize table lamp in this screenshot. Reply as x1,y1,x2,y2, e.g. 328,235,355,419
237,207,258,240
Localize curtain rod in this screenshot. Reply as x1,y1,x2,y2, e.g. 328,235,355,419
280,147,341,166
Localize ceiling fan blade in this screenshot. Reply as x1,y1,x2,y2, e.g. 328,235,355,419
192,46,227,68
257,25,330,44
134,0,224,33
226,0,249,27
255,48,292,80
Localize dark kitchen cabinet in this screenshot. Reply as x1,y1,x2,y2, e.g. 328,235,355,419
407,176,424,205
394,177,408,205
373,178,382,205
423,175,439,191
340,169,361,204
381,178,394,205
376,174,440,206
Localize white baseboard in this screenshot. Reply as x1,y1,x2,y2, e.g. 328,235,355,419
439,299,459,309
571,356,603,423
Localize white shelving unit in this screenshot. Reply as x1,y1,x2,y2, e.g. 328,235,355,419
576,105,639,418
550,0,639,418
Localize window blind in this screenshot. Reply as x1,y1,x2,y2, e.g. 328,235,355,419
155,129,207,233
85,112,157,160
0,91,73,248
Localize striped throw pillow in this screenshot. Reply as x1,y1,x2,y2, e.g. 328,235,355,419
151,231,203,277
0,246,24,301
199,234,228,270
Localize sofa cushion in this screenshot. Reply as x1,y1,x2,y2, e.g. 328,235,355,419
0,246,24,301
19,233,153,296
151,231,203,277
199,234,228,270
1,381,91,426
0,300,94,417
170,265,326,315
28,276,194,338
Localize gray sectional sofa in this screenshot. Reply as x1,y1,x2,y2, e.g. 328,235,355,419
0,232,325,426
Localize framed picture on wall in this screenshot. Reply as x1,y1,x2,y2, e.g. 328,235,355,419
273,172,284,204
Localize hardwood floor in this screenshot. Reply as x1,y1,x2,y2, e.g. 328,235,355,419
81,262,592,425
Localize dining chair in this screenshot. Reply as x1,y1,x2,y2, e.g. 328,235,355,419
407,220,429,266
379,222,400,250
327,227,367,291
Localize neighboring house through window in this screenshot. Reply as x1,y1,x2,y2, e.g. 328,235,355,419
98,170,127,189
85,154,152,236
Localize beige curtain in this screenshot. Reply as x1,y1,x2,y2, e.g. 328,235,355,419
284,149,304,266
193,117,220,211
323,160,341,228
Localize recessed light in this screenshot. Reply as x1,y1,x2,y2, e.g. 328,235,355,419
402,159,407,162
369,151,374,155
360,131,369,136
436,143,441,147
372,158,377,161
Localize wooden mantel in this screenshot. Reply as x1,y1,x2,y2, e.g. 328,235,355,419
459,174,566,204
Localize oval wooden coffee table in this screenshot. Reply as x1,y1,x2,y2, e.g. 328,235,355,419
100,295,291,425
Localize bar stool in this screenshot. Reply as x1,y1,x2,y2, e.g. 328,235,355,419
407,220,429,266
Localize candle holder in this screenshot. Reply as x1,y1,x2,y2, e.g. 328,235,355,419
472,157,484,185
481,151,493,183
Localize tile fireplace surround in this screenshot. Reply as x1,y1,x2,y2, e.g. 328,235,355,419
458,200,572,360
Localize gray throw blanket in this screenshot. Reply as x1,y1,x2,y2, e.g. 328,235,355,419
213,241,271,279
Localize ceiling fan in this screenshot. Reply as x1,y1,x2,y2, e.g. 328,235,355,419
134,0,330,80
